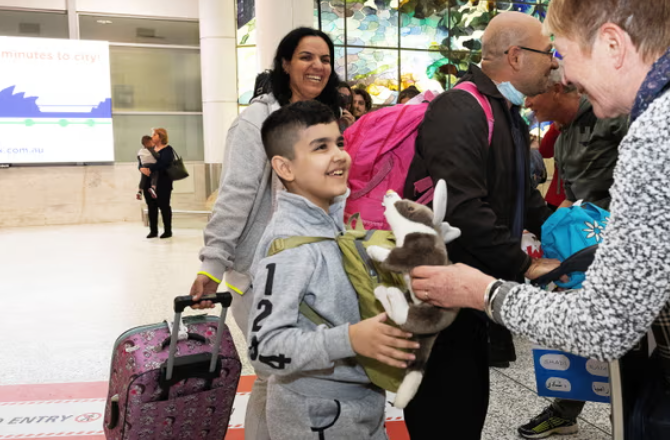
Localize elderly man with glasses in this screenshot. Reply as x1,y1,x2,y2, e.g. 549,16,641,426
403,11,560,440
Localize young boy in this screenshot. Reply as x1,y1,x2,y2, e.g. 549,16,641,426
248,100,418,439
136,135,158,200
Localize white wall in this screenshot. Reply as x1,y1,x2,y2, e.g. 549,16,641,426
76,0,199,19
0,0,65,10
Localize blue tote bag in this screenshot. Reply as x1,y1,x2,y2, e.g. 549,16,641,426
540,202,610,289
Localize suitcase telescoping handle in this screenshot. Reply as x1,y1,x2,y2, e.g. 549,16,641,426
166,292,232,382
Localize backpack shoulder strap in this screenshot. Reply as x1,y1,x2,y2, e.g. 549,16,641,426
453,81,495,146
267,237,336,328
299,301,333,327
267,236,332,257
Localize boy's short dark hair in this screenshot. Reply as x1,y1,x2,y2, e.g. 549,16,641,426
261,100,337,161
141,135,152,146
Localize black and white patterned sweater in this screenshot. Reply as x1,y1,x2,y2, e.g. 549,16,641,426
493,90,670,362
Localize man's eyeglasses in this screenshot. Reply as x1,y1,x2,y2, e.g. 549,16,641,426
504,46,562,60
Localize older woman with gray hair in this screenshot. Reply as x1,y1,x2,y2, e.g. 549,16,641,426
411,0,670,367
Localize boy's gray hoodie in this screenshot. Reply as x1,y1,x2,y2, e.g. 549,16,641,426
199,93,281,334
248,190,373,400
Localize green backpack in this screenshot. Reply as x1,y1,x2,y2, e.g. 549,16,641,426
267,214,407,392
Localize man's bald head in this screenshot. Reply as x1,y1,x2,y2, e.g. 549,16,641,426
482,12,544,60
480,11,558,97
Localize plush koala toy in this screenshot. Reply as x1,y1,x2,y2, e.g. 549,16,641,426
366,179,461,408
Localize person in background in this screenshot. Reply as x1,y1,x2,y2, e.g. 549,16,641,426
525,74,627,211
136,135,157,201
352,87,372,119
538,123,565,210
398,85,421,104
518,72,627,439
140,128,174,239
402,11,558,440
188,27,342,440
337,81,356,129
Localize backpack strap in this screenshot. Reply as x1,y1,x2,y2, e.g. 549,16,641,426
267,237,332,257
413,81,495,205
299,301,333,328
452,81,495,146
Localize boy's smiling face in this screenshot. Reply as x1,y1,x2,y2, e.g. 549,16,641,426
274,121,350,212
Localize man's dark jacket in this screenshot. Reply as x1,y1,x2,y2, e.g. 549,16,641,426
404,65,552,281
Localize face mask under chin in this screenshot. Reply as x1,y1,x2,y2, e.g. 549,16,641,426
496,81,526,106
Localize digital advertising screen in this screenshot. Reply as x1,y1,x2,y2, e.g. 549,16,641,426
0,36,113,164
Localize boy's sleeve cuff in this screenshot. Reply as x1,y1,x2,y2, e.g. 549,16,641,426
324,324,356,361
199,260,226,285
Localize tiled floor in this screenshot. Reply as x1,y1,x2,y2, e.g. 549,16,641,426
0,221,612,439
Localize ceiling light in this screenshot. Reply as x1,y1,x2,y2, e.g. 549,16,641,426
96,20,113,24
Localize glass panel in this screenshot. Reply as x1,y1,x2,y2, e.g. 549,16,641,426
346,0,398,48
346,47,398,105
444,50,482,79
0,10,68,39
238,46,258,105
110,46,202,112
79,16,199,46
112,114,203,162
497,2,547,21
319,0,345,45
333,46,346,81
448,2,496,51
400,50,446,95
237,0,256,45
399,2,448,50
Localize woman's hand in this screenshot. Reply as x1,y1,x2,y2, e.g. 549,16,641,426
140,168,151,176
349,313,418,368
410,264,495,310
340,110,356,128
524,258,562,280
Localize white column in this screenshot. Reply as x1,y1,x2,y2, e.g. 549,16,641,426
199,0,239,193
256,0,316,70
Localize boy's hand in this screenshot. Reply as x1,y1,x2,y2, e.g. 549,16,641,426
349,313,419,369
189,274,219,309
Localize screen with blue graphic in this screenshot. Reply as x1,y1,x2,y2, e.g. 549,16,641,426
0,37,113,164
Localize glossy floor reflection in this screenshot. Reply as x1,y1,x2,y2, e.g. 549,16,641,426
0,222,611,439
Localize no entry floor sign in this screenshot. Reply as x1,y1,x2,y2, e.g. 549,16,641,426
0,377,409,439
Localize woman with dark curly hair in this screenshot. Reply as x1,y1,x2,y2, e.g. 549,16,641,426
189,27,342,440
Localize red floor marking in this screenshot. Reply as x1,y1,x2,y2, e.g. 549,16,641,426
0,377,408,439
0,382,109,402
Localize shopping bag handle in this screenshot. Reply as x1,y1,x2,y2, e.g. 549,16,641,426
533,245,599,286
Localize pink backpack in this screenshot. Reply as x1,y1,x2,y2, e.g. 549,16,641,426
344,82,494,230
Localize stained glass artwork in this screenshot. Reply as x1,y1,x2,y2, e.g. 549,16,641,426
237,46,258,105
346,1,398,48
447,1,495,51
237,0,256,45
346,48,399,105
318,0,553,105
333,46,346,80
399,4,448,50
319,0,345,45
400,50,446,93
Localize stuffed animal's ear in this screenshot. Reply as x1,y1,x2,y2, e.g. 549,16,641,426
432,179,448,227
440,223,461,244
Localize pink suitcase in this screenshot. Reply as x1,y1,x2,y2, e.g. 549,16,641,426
104,293,241,440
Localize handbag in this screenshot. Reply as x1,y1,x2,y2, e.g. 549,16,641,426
166,148,189,181
540,201,610,289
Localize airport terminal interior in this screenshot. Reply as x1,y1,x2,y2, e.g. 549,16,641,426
0,0,642,439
